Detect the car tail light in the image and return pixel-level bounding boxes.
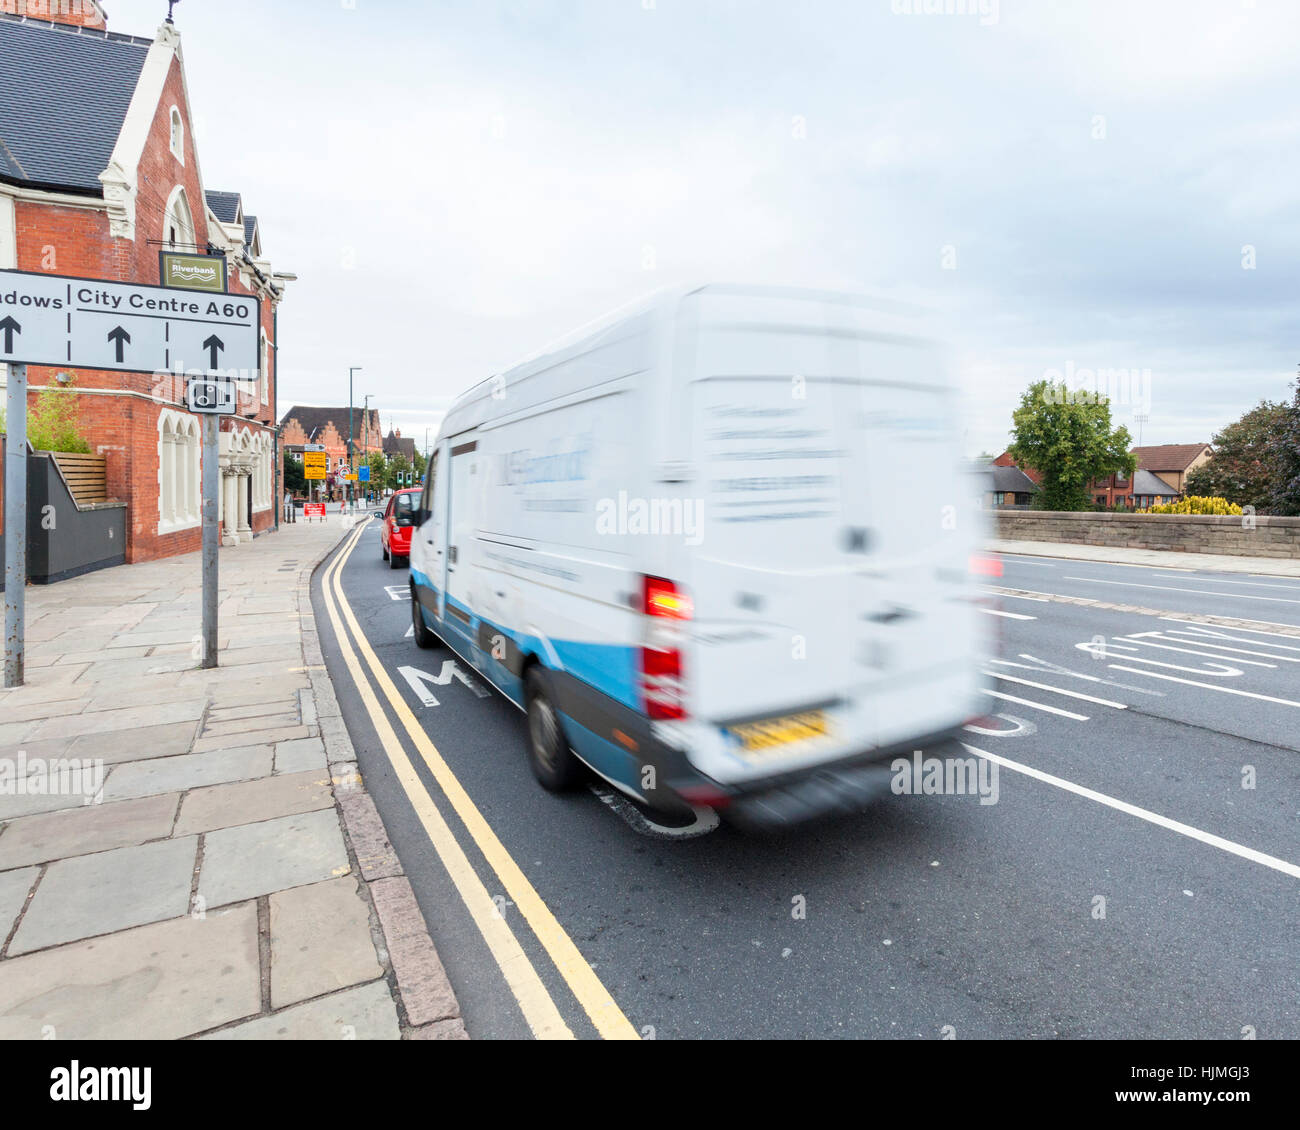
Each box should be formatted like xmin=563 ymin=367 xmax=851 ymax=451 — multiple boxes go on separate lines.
xmin=969 ymin=554 xmax=1003 ymax=578
xmin=640 ymin=576 xmax=690 ymax=719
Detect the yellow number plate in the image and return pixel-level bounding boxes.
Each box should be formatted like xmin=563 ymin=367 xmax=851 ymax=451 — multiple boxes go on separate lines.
xmin=726 ymin=709 xmax=829 ymax=756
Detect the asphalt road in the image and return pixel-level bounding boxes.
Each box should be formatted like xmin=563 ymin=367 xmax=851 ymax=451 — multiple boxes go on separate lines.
xmin=313 ymin=524 xmax=1300 ymax=1040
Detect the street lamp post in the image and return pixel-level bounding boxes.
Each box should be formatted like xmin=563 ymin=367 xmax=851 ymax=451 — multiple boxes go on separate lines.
xmin=362 ymin=393 xmax=372 ymax=505
xmin=348 ymin=366 xmax=362 ymax=510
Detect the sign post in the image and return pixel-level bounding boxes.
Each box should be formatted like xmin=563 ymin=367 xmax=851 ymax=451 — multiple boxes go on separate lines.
xmin=0 ymin=268 xmax=260 ymax=680
xmin=4 ymin=363 xmax=26 ymax=687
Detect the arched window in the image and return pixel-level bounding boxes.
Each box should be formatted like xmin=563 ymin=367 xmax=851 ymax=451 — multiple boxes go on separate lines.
xmin=158 ymin=409 xmax=201 ymax=534
xmin=169 ymin=106 xmax=185 ymax=163
xmin=163 ymin=185 xmax=195 ymax=251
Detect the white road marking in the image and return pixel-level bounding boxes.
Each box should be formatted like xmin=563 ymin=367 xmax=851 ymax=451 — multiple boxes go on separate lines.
xmin=1106 ymin=665 xmax=1300 ymax=708
xmin=405 ymin=624 xmax=414 ymax=638
xmin=1064 ymin=576 xmax=1300 ymax=605
xmin=980 ymin=608 xmax=1037 ymax=621
xmin=1120 ymin=632 xmax=1278 ymax=667
xmin=1159 ymin=620 xmax=1300 ymax=648
xmin=1151 ymin=574 xmax=1300 ymax=592
xmin=1001 ymin=655 xmax=1165 ymax=696
xmin=963 ymin=743 xmax=1300 ymax=882
xmin=962 ymin=712 xmax=1038 ymax=738
xmin=384 ymin=584 xmax=407 ymax=602
xmin=1000 ymin=557 xmax=1058 ymax=567
xmin=398 ymin=660 xmax=492 ymax=707
xmin=1075 ymin=641 xmax=1245 ymax=677
xmin=984 ymin=689 xmax=1089 ymax=720
xmin=985 ymin=671 xmax=1127 ymax=709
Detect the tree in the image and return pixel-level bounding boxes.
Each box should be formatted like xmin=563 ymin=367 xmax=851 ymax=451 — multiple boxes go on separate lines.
xmin=283 ymin=451 xmax=306 ymax=495
xmin=1268 ymin=373 xmax=1300 ymax=516
xmin=413 ymin=448 xmax=427 ymax=480
xmin=386 ymin=453 xmax=412 ymax=490
xmin=26 ymin=372 xmax=91 ymax=453
xmin=1184 ymin=401 xmax=1287 ymax=512
xmin=365 ymin=451 xmax=387 ymax=493
xmin=1007 ymin=380 xmax=1136 ymax=511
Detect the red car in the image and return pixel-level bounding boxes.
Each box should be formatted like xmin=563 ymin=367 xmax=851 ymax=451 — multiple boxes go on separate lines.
xmin=381 ymin=488 xmax=421 ymax=569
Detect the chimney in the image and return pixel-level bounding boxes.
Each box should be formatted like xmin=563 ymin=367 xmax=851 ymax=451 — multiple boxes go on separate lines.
xmin=0 ymin=1 xmax=109 ymax=29
xmin=395 ymin=428 xmax=401 ymax=438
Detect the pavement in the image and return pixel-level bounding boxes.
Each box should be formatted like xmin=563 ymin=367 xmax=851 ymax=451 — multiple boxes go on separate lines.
xmin=0 ymin=506 xmax=467 ymax=1040
xmin=316 ymin=521 xmax=1300 ymax=1039
xmin=991 ymin=537 xmax=1300 ymax=578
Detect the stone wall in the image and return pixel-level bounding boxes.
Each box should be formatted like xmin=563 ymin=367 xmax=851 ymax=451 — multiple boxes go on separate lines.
xmin=993 ymin=510 xmax=1300 ymax=559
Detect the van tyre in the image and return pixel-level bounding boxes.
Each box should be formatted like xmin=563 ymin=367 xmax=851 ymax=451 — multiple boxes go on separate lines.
xmin=525 ymin=667 xmax=582 ymax=791
xmin=411 ymin=590 xmax=439 ymax=649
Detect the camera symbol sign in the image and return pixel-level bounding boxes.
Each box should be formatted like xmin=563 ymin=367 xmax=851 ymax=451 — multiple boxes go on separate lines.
xmin=186 ymin=378 xmax=236 ymax=414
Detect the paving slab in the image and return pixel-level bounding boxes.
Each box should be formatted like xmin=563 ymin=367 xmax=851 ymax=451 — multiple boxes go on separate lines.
xmin=28 ymin=701 xmax=205 ymax=742
xmin=10 ymin=836 xmax=197 ymax=954
xmin=269 ymin=877 xmax=383 ymax=1009
xmin=202 ymin=978 xmax=398 ymax=1040
xmin=69 ymin=721 xmax=201 ymax=766
xmin=198 ymin=808 xmax=350 ymax=907
xmin=274 ymin=737 xmax=327 ymax=774
xmin=102 ymin=746 xmax=272 ymax=803
xmin=191 ymin=725 xmax=313 ymax=754
xmin=0 ymin=866 xmax=39 ymax=941
xmin=0 ymin=901 xmax=259 ymax=1039
xmin=175 ymin=771 xmax=333 ymax=836
xmin=0 ymin=793 xmax=179 ymax=870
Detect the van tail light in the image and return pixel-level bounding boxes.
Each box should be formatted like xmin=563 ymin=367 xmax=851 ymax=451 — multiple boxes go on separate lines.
xmin=640 ymin=576 xmax=690 ymax=720
xmin=969 ymin=554 xmax=1003 ymax=578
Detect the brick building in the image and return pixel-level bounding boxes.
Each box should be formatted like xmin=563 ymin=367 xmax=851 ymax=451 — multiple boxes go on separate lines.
xmin=280 ymin=405 xmax=382 ymax=499
xmin=0 ymin=3 xmax=291 ymax=559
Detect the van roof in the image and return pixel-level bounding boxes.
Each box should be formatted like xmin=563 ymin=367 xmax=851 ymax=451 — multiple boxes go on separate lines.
xmin=440 ymin=283 xmax=930 ymax=432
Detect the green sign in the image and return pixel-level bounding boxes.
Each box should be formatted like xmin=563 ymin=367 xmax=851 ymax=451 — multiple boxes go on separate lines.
xmin=159 ymin=251 xmax=227 ymax=293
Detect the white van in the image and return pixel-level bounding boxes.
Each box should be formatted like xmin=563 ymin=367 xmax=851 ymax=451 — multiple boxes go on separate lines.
xmin=409 ymin=284 xmax=991 ymax=829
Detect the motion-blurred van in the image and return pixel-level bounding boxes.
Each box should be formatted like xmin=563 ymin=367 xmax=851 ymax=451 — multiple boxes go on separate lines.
xmin=408 ymin=284 xmax=990 ymax=828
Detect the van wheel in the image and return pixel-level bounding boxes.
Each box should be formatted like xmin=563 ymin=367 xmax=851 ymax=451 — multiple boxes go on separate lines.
xmin=411 ymin=591 xmax=439 ymax=649
xmin=525 ymin=668 xmax=581 ymax=791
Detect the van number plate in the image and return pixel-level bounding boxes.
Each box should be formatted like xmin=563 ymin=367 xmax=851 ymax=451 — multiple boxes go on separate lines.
xmin=726 ymin=709 xmax=829 ymax=757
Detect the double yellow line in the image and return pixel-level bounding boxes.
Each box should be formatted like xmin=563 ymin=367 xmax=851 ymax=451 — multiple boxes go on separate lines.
xmin=319 ymin=521 xmax=639 ymax=1040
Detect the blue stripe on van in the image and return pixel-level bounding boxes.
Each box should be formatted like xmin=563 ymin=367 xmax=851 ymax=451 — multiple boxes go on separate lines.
xmin=410 ymin=568 xmax=639 ymax=709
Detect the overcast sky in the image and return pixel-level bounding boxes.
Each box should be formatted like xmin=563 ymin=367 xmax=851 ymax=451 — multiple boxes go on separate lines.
xmin=107 ymin=0 xmax=1300 ymax=455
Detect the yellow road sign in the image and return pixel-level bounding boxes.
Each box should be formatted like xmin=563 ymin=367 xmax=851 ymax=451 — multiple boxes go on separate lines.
xmin=303 ymin=451 xmax=327 ymax=480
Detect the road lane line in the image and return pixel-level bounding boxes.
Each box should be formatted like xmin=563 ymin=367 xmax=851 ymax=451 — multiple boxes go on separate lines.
xmin=1158 ymin=619 xmax=1300 ymax=646
xmin=1064 ymin=576 xmax=1300 ymax=605
xmin=1106 ymin=665 xmax=1300 ymax=708
xmin=980 ymin=588 xmax=1050 ymax=602
xmin=1151 ymin=574 xmax=1300 ymax=591
xmin=329 ymin=524 xmax=640 ymax=1040
xmin=984 ymin=689 xmax=1089 ymax=720
xmin=1120 ymin=634 xmax=1279 ymax=667
xmin=962 ymin=743 xmax=1300 ymax=882
xmin=984 ymin=671 xmax=1127 ymax=709
xmin=980 ymin=608 xmax=1037 ymax=620
xmin=319 ymin=525 xmax=574 ymax=1039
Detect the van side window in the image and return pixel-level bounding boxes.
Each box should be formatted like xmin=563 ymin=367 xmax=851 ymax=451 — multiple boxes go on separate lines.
xmin=421 ymin=450 xmax=438 ymax=514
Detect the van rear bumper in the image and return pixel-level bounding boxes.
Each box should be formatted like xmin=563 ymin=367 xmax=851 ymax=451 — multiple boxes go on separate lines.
xmin=667 ymin=727 xmax=971 ymax=832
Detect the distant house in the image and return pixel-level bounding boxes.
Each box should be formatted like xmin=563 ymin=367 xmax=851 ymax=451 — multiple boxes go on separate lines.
xmin=280 ymin=405 xmax=382 ymax=497
xmin=981 ymin=461 xmax=1039 ymax=508
xmin=382 ymin=427 xmax=416 ymax=464
xmin=1129 ymin=470 xmax=1181 ymax=510
xmin=1089 ymin=443 xmax=1211 ymax=507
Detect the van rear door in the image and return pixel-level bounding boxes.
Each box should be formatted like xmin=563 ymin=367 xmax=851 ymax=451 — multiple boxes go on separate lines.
xmin=679 ymin=291 xmax=981 ymax=768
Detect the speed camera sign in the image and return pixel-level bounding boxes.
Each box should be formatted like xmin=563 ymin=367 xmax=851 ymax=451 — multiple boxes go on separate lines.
xmin=186 ymin=378 xmax=236 ymax=414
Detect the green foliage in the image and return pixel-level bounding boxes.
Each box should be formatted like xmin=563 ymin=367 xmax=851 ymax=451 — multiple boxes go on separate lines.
xmin=27 ymin=373 xmax=91 ymax=453
xmin=283 ymin=450 xmax=306 ymax=494
xmin=1267 ymin=374 xmax=1300 ymax=516
xmin=1184 ymin=400 xmax=1286 ymax=511
xmin=385 ymin=453 xmax=412 ymax=490
xmin=1007 ymin=380 xmax=1136 ymax=511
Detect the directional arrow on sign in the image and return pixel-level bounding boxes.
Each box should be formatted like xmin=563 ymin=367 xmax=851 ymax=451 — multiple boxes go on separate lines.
xmin=0 ymin=315 xmax=20 ymax=353
xmin=203 ymin=334 xmax=224 ymax=369
xmin=397 ymin=662 xmax=491 ymax=707
xmin=107 ymin=325 xmax=131 ymax=363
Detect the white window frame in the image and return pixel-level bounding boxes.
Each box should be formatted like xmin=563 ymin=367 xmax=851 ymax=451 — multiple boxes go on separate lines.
xmin=169 ymin=106 xmax=185 ymax=163
xmin=158 ymin=408 xmax=200 ymax=535
xmin=163 ymin=184 xmax=195 ymax=251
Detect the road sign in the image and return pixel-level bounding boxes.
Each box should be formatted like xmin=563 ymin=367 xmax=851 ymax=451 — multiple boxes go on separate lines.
xmin=344 ymin=472 xmax=358 ymax=482
xmin=359 ymin=465 xmax=371 ymax=483
xmin=186 ymin=378 xmax=236 ymax=414
xmin=303 ymin=452 xmax=327 ymax=480
xmin=303 ymin=502 xmax=326 ymax=520
xmin=0 ymin=269 xmax=260 ymax=378
xmin=302 ymin=444 xmax=326 ymax=452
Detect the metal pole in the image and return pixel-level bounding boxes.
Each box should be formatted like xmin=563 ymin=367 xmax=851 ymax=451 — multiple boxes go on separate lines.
xmin=4 ymin=363 xmax=27 ymax=687
xmin=201 ymin=413 xmax=219 ymax=669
